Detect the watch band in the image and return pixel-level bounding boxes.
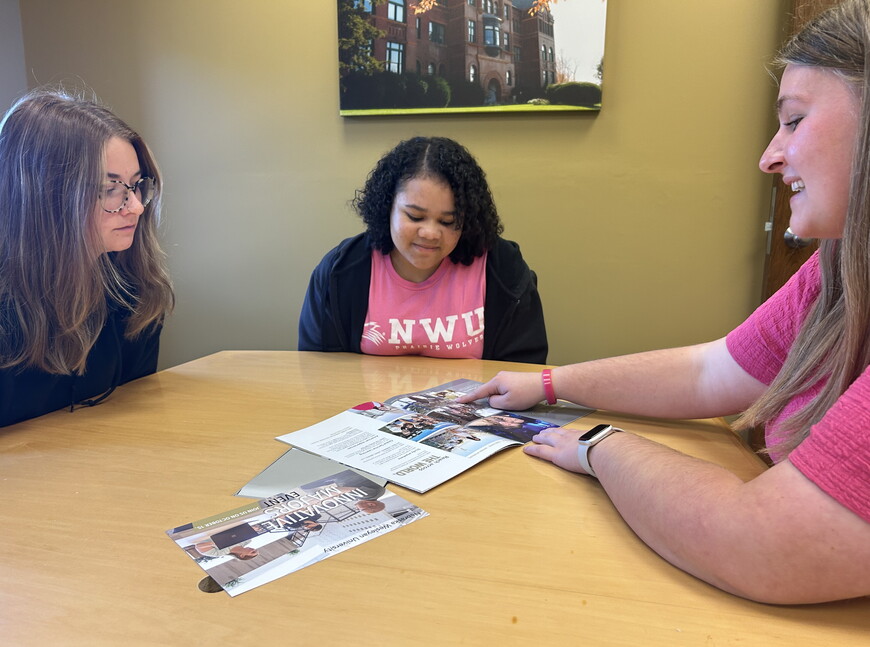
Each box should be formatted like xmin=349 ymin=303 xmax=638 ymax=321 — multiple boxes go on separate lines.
xmin=577 ymin=424 xmax=622 ymax=478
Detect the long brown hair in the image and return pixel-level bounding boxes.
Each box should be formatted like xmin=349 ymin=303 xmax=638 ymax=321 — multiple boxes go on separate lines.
xmin=737 ymin=0 xmax=870 ymax=453
xmin=0 ymin=89 xmax=174 ymax=374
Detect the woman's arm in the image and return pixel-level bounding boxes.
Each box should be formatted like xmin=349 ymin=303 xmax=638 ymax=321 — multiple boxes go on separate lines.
xmin=297 ymin=261 xmax=331 ymax=352
xmin=483 ymin=239 xmax=548 ymax=364
xmin=460 ymin=337 xmax=767 ymax=419
xmin=525 ymin=428 xmax=870 ymax=604
xmin=486 ymin=270 xmax=548 ymax=363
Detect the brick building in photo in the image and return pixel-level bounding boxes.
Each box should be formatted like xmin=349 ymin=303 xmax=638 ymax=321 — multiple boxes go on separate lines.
xmin=362 ymin=0 xmax=556 ymax=105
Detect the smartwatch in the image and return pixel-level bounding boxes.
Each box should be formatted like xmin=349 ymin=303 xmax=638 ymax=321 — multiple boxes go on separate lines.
xmin=577 ymin=424 xmax=622 ymax=478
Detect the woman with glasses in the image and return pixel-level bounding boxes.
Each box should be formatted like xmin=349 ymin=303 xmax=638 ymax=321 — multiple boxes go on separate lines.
xmin=0 ymin=89 xmax=174 ymax=426
xmin=298 ymin=136 xmax=547 ymax=363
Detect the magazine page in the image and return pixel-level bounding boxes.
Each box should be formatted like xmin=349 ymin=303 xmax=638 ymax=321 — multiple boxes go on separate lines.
xmin=383 ymin=378 xmax=592 ymax=431
xmin=277 ymin=379 xmax=590 ymax=493
xmin=167 ymin=466 xmax=427 ymax=596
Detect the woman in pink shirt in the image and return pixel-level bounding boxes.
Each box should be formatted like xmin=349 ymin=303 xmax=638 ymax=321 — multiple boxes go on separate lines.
xmin=299 ymin=137 xmax=547 ymax=363
xmin=460 ymin=0 xmax=870 ymax=604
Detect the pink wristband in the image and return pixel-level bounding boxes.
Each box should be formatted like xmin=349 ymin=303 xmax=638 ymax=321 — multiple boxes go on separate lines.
xmin=541 ymin=368 xmax=557 ymax=405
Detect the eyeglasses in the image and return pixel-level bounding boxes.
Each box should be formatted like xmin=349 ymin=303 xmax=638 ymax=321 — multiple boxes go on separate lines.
xmin=99 ymin=177 xmax=155 ymax=213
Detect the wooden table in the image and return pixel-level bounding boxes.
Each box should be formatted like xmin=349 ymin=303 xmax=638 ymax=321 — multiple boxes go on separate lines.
xmin=1 ymin=351 xmax=867 ymax=646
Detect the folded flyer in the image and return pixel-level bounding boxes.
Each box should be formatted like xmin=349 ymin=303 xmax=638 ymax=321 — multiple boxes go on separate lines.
xmin=167 ymin=452 xmax=427 ymax=596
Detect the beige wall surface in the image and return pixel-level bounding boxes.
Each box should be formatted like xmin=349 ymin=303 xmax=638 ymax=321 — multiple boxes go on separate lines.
xmin=18 ymin=0 xmax=787 ymax=369
xmin=0 ymin=0 xmax=26 ymax=108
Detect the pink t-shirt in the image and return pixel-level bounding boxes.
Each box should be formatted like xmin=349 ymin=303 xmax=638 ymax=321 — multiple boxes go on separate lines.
xmin=360 ymin=251 xmax=487 ymax=359
xmin=726 ymin=251 xmax=870 ymax=523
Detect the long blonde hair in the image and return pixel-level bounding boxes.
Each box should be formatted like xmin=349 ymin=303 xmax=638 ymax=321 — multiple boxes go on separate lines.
xmin=0 ymin=89 xmax=174 ymax=374
xmin=737 ymin=0 xmax=870 ymax=454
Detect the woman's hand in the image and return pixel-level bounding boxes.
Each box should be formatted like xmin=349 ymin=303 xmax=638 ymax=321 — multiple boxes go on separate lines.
xmin=522 ymin=427 xmax=589 ymax=474
xmin=456 ymin=370 xmax=544 ymax=410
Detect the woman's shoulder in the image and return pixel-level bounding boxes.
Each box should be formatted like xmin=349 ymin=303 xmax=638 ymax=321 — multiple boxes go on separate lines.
xmin=486 ymin=236 xmax=534 ymax=281
xmin=769 ymin=249 xmax=822 ymax=312
xmin=794 ymin=248 xmax=821 ymax=281
xmin=315 ymin=233 xmax=372 ymax=268
xmin=490 ymin=235 xmax=521 ymax=253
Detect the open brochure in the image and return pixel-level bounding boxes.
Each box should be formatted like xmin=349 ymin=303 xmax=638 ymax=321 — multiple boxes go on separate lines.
xmin=167 ymin=451 xmax=427 ymax=596
xmin=277 ymin=378 xmax=592 ymax=493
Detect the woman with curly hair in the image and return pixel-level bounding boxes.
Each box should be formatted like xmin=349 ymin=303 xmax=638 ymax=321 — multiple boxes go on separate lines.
xmin=298 ymin=137 xmax=546 ymax=363
xmin=0 ymin=89 xmax=174 ymax=426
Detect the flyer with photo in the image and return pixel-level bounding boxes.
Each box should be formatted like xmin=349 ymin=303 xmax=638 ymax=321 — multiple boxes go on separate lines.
xmin=167 ymin=453 xmax=427 ymax=596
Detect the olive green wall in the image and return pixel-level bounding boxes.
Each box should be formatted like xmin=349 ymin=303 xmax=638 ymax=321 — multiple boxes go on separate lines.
xmin=0 ymin=0 xmax=26 ymax=109
xmin=18 ymin=0 xmax=788 ymax=369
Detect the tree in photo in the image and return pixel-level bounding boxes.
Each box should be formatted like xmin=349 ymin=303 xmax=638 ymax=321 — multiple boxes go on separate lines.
xmin=555 ymin=53 xmax=577 ymax=84
xmin=339 ymin=0 xmax=386 ymax=78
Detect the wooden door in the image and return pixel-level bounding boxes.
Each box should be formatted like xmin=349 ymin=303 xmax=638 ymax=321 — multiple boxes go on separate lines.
xmin=760 ymin=0 xmax=839 ymax=301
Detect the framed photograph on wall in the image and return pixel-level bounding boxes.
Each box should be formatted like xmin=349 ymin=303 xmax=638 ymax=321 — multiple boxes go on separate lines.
xmin=338 ymin=0 xmax=608 ymax=116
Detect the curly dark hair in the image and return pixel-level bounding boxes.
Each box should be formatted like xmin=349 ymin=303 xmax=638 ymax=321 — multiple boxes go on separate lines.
xmin=352 ymin=137 xmax=503 ymax=265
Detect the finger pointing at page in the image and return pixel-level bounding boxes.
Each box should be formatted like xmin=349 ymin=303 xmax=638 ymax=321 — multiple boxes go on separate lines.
xmin=456 ymin=371 xmax=544 ymax=410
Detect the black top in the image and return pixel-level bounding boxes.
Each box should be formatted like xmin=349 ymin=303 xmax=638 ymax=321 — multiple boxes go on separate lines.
xmin=298 ymin=233 xmax=548 ymax=364
xmin=0 ymin=303 xmax=161 ymax=427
